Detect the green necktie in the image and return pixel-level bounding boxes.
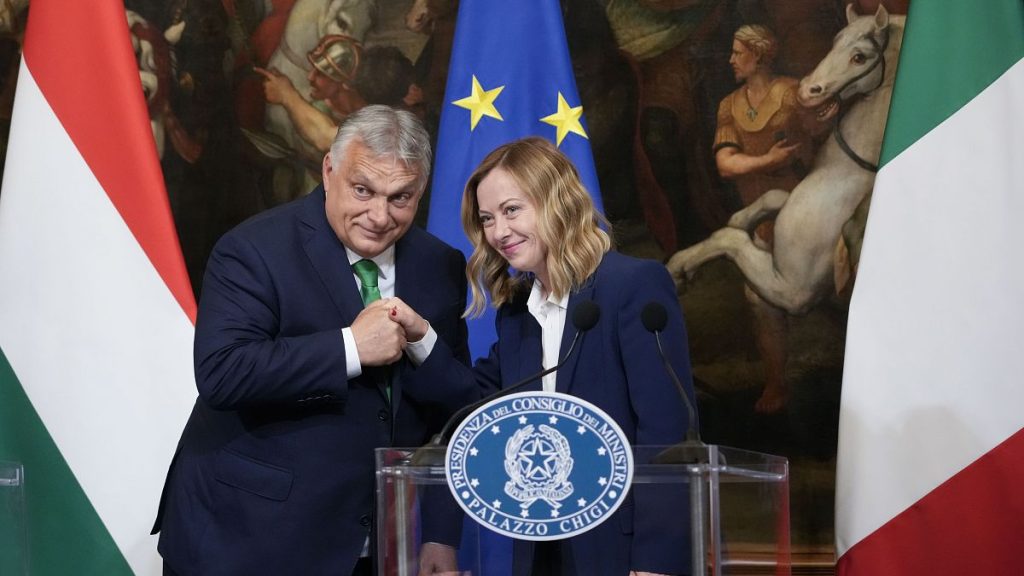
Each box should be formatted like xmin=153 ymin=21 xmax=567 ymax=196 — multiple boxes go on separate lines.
xmin=353 ymin=258 xmax=391 ymax=400
xmin=352 ymin=259 xmax=382 ymax=306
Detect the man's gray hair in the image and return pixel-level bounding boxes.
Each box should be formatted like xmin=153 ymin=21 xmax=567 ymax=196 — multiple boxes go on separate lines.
xmin=329 ymin=105 xmax=433 ymax=190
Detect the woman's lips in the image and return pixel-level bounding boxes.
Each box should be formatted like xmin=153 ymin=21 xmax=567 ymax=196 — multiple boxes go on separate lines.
xmin=501 ymin=240 xmax=524 ymax=256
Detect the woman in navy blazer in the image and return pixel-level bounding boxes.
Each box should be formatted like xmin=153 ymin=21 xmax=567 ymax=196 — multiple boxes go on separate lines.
xmin=397 ymin=137 xmax=696 ymax=576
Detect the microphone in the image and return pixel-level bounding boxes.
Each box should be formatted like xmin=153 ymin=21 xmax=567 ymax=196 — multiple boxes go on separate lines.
xmin=641 ymin=301 xmax=706 ymax=464
xmin=410 ymin=300 xmax=600 ymax=465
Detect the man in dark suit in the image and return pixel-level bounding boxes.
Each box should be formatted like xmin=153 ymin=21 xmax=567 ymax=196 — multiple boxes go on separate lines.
xmin=153 ymin=105 xmax=475 ymax=575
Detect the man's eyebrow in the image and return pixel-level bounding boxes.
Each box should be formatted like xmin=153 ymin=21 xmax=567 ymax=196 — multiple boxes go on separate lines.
xmin=347 ymin=169 xmax=369 ymax=185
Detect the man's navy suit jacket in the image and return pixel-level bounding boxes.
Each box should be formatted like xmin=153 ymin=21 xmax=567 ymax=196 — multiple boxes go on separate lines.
xmin=411 ymin=251 xmax=696 ymax=575
xmin=154 ymin=187 xmax=475 ymax=575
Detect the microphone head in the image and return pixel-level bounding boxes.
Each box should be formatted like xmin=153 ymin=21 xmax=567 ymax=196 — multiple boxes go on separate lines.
xmin=641 ymin=302 xmax=668 ymax=333
xmin=572 ymin=300 xmax=600 ymax=331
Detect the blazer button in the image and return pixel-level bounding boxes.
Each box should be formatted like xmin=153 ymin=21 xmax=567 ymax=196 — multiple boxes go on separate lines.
xmin=377 ymin=409 xmax=390 ymax=422
xmin=360 ymin=514 xmax=371 ymax=527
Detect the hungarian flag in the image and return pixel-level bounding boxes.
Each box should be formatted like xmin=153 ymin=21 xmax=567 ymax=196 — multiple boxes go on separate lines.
xmin=0 ymin=1 xmax=196 ymax=574
xmin=836 ymin=2 xmax=1024 ymax=574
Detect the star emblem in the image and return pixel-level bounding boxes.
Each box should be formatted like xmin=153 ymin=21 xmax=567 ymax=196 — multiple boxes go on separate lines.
xmin=598 ymin=477 xmax=607 ymax=486
xmin=493 ymin=500 xmax=502 ymax=509
xmin=597 ymin=447 xmax=606 ymax=456
xmin=516 ymin=437 xmax=559 ymax=483
xmin=540 ymin=92 xmax=587 ymax=146
xmin=470 ymin=447 xmax=479 ymax=456
xmin=519 ymin=415 xmax=528 ymax=424
xmin=577 ymin=498 xmax=587 ymax=507
xmin=491 ymin=425 xmax=501 ymax=435
xmin=548 ymin=415 xmax=559 ymax=424
xmin=577 ymin=425 xmax=586 ymax=435
xmin=471 ymin=478 xmax=480 ymax=488
xmin=452 ymin=75 xmax=504 ymax=130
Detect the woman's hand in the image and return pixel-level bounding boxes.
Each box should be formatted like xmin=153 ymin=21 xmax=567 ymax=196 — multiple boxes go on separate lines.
xmin=387 ymin=297 xmax=430 ymax=343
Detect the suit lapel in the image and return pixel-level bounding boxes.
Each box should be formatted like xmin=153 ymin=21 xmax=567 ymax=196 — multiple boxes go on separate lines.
xmin=393 ymin=230 xmax=424 ymax=326
xmin=555 ymin=280 xmax=597 ymax=394
xmin=515 ymin=306 xmax=544 ymax=392
xmin=299 ymin=187 xmax=364 ymax=326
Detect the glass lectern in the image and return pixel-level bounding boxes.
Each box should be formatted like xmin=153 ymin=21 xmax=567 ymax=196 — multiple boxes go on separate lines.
xmin=376 ymin=445 xmax=789 ymax=576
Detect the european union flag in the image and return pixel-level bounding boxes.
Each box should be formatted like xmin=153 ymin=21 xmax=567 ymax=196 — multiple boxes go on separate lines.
xmin=426 ymin=0 xmax=604 ymax=363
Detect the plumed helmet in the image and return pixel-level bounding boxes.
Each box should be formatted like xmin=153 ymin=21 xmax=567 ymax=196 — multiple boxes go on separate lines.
xmin=307 ymin=34 xmax=362 ymax=83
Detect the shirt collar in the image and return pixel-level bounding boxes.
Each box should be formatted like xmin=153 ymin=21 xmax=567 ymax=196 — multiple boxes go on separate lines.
xmin=345 ymin=245 xmax=395 ymax=282
xmin=527 ymin=278 xmax=569 ymax=315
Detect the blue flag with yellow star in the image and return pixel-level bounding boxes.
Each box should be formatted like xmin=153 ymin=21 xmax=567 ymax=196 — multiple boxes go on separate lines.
xmin=426 ymin=0 xmax=603 ymax=364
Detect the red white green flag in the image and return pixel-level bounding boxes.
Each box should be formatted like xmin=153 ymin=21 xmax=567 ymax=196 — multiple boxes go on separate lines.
xmin=837 ymin=2 xmax=1024 ymax=574
xmin=0 ymin=1 xmax=196 ymax=573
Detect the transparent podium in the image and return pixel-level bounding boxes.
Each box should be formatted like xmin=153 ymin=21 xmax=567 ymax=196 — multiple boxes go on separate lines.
xmin=376 ymin=445 xmax=789 ymax=576
xmin=1 ymin=461 xmax=28 ymax=576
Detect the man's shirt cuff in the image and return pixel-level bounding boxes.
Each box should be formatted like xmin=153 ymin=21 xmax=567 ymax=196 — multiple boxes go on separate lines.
xmin=341 ymin=327 xmax=361 ymax=379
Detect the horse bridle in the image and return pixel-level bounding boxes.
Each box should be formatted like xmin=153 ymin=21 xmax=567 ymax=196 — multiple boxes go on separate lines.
xmin=832 ymin=25 xmax=891 ymax=173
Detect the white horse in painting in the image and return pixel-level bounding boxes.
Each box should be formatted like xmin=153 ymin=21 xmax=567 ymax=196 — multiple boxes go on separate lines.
xmin=264 ymin=0 xmax=376 ymax=155
xmin=667 ymin=5 xmax=903 ymax=315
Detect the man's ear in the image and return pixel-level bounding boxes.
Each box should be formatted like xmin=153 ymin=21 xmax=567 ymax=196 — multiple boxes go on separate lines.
xmin=322 ymin=154 xmax=333 ymax=187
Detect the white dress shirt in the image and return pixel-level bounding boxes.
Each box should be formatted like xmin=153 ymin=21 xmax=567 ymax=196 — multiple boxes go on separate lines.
xmin=526 ymin=280 xmax=568 ymax=392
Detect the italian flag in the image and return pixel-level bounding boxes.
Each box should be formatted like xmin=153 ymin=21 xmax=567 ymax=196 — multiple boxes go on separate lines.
xmin=836 ymin=2 xmax=1024 ymax=574
xmin=0 ymin=1 xmax=196 ymax=574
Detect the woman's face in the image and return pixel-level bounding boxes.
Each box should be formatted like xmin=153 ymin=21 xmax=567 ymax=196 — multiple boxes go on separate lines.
xmin=729 ymin=39 xmax=759 ymax=82
xmin=475 ymin=167 xmax=549 ymax=284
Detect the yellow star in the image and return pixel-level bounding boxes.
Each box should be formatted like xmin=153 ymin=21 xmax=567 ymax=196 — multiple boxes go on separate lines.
xmin=452 ymin=75 xmax=504 ymax=130
xmin=540 ymin=92 xmax=588 ymax=146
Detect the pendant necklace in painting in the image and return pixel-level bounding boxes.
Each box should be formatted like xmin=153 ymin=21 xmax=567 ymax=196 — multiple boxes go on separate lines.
xmin=744 ymin=87 xmax=758 ymax=121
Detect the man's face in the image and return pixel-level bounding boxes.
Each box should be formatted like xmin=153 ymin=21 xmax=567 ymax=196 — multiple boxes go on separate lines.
xmin=308 ymin=69 xmax=341 ymax=101
xmin=322 ymin=140 xmax=423 ymax=258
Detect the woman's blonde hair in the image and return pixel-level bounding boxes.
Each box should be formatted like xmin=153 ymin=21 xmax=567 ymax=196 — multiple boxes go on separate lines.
xmin=735 ymin=24 xmax=778 ymax=69
xmin=461 ymin=137 xmax=611 ymax=318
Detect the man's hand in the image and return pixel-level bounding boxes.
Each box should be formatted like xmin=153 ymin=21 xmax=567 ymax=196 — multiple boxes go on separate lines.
xmin=386 ymin=297 xmax=429 ymax=342
xmin=418 ymin=542 xmax=464 ymax=575
xmin=351 ymin=299 xmax=406 ymax=366
xmin=253 ymin=66 xmax=300 ymax=106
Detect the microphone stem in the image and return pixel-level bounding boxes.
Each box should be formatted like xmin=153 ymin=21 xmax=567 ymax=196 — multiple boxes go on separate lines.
xmin=436 ymin=329 xmax=583 ymax=444
xmin=655 ymin=331 xmax=699 ymax=444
